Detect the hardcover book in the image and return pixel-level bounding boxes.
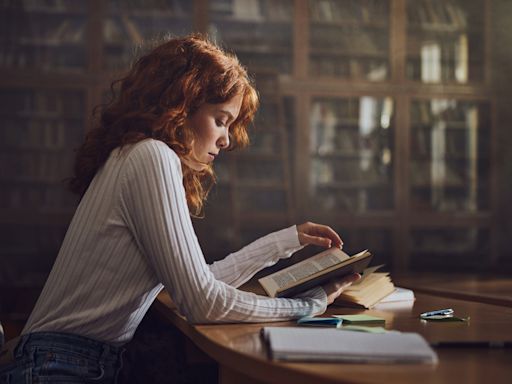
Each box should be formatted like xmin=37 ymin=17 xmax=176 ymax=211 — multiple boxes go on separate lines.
xmin=258 ymin=248 xmax=372 ymax=298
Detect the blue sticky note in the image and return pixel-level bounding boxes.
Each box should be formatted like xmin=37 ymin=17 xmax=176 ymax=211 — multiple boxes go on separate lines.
xmin=297 ymin=317 xmax=343 ymax=328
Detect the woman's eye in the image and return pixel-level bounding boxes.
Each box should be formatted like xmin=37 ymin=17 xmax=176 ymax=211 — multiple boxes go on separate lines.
xmin=216 ymin=120 xmax=226 ymax=127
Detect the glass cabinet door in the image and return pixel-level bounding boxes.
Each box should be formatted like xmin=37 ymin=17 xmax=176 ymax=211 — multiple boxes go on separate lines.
xmin=308 ymin=0 xmax=390 ymax=80
xmin=309 ymin=96 xmax=394 ymax=213
xmin=0 ymin=88 xmax=84 ymax=285
xmin=0 ymin=1 xmax=87 ymax=72
xmin=406 ymin=0 xmax=485 ymax=84
xmin=209 ymin=0 xmax=294 ymax=74
xmin=104 ymin=0 xmax=193 ymax=70
xmin=410 ymin=99 xmax=490 ymax=212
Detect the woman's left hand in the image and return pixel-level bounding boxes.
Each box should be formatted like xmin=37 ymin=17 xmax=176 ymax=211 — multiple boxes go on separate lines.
xmin=296 ymin=222 xmax=343 ymax=249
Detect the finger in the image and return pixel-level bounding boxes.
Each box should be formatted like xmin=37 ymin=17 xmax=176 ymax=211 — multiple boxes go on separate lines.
xmin=301 ymin=234 xmax=332 ymax=248
xmin=312 ymin=225 xmax=343 ymax=249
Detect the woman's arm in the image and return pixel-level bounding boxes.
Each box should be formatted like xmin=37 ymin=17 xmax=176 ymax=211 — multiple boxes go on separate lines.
xmin=209 ymin=222 xmax=345 ymax=288
xmin=208 ymin=226 xmax=303 ymax=287
xmin=119 ymin=140 xmax=328 ymax=324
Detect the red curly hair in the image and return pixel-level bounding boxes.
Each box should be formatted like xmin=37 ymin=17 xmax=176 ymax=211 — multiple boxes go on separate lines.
xmin=69 ymin=34 xmax=259 ymax=216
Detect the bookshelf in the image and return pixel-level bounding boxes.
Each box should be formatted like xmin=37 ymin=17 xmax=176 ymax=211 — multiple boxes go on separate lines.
xmin=0 ymin=0 xmax=498 ymax=297
xmin=288 ymin=0 xmax=494 ymax=272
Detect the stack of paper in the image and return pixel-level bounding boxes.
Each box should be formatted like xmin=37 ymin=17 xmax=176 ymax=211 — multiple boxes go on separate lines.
xmin=262 ymin=327 xmax=438 ymax=364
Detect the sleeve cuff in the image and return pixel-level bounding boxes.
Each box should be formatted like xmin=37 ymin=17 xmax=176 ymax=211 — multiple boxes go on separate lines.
xmin=273 ymin=225 xmax=304 ymax=259
xmin=294 ymin=286 xmax=328 ymax=316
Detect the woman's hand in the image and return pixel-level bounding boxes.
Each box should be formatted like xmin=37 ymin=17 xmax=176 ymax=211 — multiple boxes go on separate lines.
xmin=323 ymin=273 xmax=361 ymax=305
xmin=297 ymin=222 xmax=343 ymax=249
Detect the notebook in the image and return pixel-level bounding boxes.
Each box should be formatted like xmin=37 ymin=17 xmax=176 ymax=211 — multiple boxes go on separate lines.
xmin=262 ymin=327 xmax=438 ymax=364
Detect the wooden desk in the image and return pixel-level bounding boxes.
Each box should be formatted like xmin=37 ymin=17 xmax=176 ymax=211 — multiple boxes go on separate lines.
xmin=155 ymin=288 xmax=512 ymax=384
xmin=395 ymin=274 xmax=512 ymax=307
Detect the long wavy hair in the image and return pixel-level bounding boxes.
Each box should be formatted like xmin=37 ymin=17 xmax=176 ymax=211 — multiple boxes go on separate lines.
xmin=69 ymin=34 xmax=259 ymax=216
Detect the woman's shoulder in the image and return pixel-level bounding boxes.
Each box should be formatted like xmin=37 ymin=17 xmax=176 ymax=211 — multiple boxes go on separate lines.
xmin=124 ymin=138 xmax=181 ymax=166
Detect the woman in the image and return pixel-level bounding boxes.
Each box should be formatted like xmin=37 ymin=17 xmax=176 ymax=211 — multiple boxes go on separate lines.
xmin=0 ymin=34 xmax=359 ymax=383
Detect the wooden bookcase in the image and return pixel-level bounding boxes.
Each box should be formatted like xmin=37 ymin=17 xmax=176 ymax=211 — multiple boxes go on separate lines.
xmin=0 ymin=0 xmax=496 ymax=294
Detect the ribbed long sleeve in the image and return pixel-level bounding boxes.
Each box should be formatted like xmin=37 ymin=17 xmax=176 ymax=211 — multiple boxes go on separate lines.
xmin=22 ymin=139 xmax=327 ymax=345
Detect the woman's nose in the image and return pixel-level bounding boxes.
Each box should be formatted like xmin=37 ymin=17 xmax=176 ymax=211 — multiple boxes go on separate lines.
xmin=218 ymin=129 xmax=230 ymax=149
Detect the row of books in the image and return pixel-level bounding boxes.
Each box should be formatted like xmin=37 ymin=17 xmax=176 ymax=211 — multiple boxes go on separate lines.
xmin=310 ymin=27 xmax=387 ymax=56
xmin=410 ymin=161 xmax=470 ymax=186
xmin=311 ymin=188 xmax=393 ymax=212
xmin=15 ymin=0 xmax=85 ymax=12
xmin=411 ymin=228 xmax=482 ymax=254
xmin=0 ymin=225 xmax=68 ymax=286
xmin=311 ymin=129 xmax=392 ymax=156
xmin=0 ymin=47 xmax=85 ymax=71
xmin=1 ymin=121 xmax=82 ymax=149
xmin=237 ymin=190 xmax=288 ymax=212
xmin=310 ymin=57 xmax=388 ymax=81
xmin=309 ymin=0 xmax=390 ymax=24
xmin=407 ymin=0 xmax=470 ymax=29
xmin=210 ymin=0 xmax=293 ymax=22
xmin=310 ymin=158 xmax=391 ymax=185
xmin=406 ymin=37 xmax=474 ymax=84
xmin=0 ymin=152 xmax=73 ymax=181
xmin=0 ymin=90 xmax=84 ymax=116
xmin=411 ymin=188 xmax=484 ymax=212
xmin=0 ymin=184 xmax=77 ymax=210
xmin=108 ymin=0 xmax=191 ymax=16
xmin=230 ymin=51 xmax=292 ymax=74
xmin=411 ymin=100 xmax=487 ymax=124
xmin=236 ymin=161 xmax=285 ymax=182
xmin=244 ymin=132 xmax=279 ymax=154
xmin=411 ymin=126 xmax=488 ymax=158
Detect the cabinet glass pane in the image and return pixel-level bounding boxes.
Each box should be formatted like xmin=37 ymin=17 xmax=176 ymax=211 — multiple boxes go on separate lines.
xmin=309 ymin=97 xmax=394 ymax=213
xmin=339 ymin=227 xmax=393 ymax=268
xmin=104 ymin=0 xmax=193 ymax=70
xmin=406 ymin=0 xmax=485 ymax=84
xmin=209 ymin=0 xmax=293 ymax=74
xmin=410 ymin=228 xmax=490 ymax=270
xmin=0 ymin=1 xmax=87 ymax=72
xmin=410 ymin=99 xmax=490 ymax=212
xmin=308 ymin=0 xmax=390 ymax=80
xmin=0 ymin=88 xmax=84 ymax=285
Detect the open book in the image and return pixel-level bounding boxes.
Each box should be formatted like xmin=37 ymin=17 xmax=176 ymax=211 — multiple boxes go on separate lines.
xmin=258 ymin=249 xmax=372 ymax=298
xmin=333 ymin=265 xmax=396 ymax=309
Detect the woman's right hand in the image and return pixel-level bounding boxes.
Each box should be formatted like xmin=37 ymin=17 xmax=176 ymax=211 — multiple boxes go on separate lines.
xmin=322 ymin=273 xmax=361 ymax=305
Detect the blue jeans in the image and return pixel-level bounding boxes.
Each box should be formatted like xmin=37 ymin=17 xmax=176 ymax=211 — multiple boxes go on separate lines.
xmin=0 ymin=332 xmax=124 ymax=383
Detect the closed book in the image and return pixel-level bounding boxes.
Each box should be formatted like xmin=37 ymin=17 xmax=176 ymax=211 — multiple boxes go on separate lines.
xmin=262 ymin=327 xmax=438 ymax=364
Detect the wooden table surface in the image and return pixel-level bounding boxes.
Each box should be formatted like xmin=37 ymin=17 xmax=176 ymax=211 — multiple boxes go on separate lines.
xmin=155 ymin=282 xmax=512 ymax=384
xmin=395 ymin=274 xmax=512 ymax=307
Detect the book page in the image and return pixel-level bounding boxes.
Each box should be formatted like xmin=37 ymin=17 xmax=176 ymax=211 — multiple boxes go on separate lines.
xmin=259 ymin=248 xmax=349 ymax=296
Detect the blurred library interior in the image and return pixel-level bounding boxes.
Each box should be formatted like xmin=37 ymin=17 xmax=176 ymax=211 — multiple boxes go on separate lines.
xmin=1 ymin=0 xmax=512 ymax=322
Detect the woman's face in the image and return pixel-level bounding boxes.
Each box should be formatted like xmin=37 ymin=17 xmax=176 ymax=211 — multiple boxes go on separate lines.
xmin=183 ymin=94 xmax=243 ymax=171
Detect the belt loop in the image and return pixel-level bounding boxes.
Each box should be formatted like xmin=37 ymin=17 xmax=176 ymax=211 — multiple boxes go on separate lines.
xmin=14 ymin=334 xmax=29 ymax=358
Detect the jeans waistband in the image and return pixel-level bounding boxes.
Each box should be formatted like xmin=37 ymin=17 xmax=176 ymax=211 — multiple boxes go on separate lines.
xmin=15 ymin=332 xmax=122 ymax=362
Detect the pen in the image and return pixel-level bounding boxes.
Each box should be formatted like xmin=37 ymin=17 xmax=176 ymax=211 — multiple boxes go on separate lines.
xmin=432 ymin=341 xmax=512 ymax=348
xmin=420 ymin=308 xmax=454 ymax=318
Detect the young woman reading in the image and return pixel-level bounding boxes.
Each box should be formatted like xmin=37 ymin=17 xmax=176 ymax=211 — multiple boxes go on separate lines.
xmin=0 ymin=34 xmax=359 ymax=383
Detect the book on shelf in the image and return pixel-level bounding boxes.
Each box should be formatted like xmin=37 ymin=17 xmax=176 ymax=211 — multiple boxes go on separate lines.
xmin=333 ymin=264 xmax=396 ymax=309
xmin=258 ymin=248 xmax=372 ymax=298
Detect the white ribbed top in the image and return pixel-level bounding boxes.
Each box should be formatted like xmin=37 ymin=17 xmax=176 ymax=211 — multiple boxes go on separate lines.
xmin=23 ymin=139 xmax=327 ymax=345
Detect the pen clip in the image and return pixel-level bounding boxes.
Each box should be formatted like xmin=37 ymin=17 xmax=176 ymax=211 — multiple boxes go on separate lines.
xmin=420 ymin=308 xmax=454 ymax=318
